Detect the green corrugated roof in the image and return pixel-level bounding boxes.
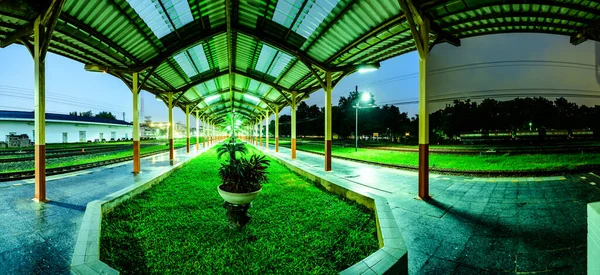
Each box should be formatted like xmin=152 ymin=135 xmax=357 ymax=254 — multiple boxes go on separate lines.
xmin=0 ymin=0 xmax=599 ymax=125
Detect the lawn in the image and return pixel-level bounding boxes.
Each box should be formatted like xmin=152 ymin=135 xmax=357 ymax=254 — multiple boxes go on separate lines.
xmin=278 ymin=140 xmax=600 ymax=172
xmin=100 ymin=146 xmax=377 ymax=274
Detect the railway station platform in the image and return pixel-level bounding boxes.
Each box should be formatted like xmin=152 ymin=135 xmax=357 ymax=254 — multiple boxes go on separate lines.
xmin=0 ymin=146 xmax=211 ymax=274
xmin=1 ymin=141 xmax=599 ymax=273
xmin=257 ymin=143 xmax=600 ymax=274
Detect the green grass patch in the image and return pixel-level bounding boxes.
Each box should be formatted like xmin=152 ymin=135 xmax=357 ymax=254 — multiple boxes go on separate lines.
xmin=280 ymin=141 xmax=600 ymax=172
xmin=100 ymin=146 xmax=377 ymax=274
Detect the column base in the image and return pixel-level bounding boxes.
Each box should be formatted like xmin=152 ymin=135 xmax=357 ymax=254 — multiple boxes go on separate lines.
xmin=32 ymin=197 xmax=49 ymax=203
xmin=133 ymin=140 xmax=140 ymax=173
xmin=186 ymin=138 xmax=190 ymax=153
xmin=291 ymin=138 xmax=296 ymax=159
xmin=275 ymin=137 xmax=279 ymax=152
xmin=169 ymin=139 xmax=174 ymax=163
xmin=418 ymin=143 xmax=430 ymax=200
xmin=325 ymin=140 xmax=332 ymax=171
xmin=34 ymin=144 xmax=46 ymax=202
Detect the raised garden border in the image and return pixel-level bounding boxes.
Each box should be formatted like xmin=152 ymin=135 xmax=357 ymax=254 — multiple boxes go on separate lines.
xmin=253 ymin=144 xmax=408 ymax=275
xmin=70 ymin=142 xmax=408 ymax=274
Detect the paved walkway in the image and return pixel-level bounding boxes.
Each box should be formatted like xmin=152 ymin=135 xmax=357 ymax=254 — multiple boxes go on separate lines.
xmin=0 ymin=146 xmax=209 ymax=274
xmin=259 ymin=143 xmax=600 ymax=274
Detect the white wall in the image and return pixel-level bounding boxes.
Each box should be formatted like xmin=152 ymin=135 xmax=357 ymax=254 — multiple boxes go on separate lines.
xmin=0 ymin=119 xmax=132 ymax=144
xmin=426 ymin=33 xmax=600 ymax=111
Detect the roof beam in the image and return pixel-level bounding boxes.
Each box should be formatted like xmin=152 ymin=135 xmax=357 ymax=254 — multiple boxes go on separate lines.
xmin=236 ymin=25 xmax=331 ymax=72
xmin=207 ymin=107 xmax=256 ymax=122
xmin=398 ymin=0 xmax=426 ymax=56
xmin=456 ymin=22 xmax=577 ymax=35
xmin=226 ymin=0 xmax=235 ymax=114
xmin=323 ymin=3 xmax=406 ymax=65
xmin=302 ymin=0 xmax=359 ymax=53
xmin=0 ymin=22 xmax=33 ymax=48
xmin=59 ymin=14 xmax=138 ymax=65
xmin=284 ymin=0 xmax=309 ymax=41
xmin=198 ymin=87 xmax=281 ymax=106
xmin=136 ymin=25 xmax=227 ymax=72
xmin=162 ymin=70 xmax=229 ymax=93
xmin=199 ymin=97 xmax=268 ymax=114
xmin=302 ymin=61 xmax=326 ymax=90
xmin=103 ymin=0 xmax=182 ymax=90
xmin=0 ymin=0 xmax=65 ymax=53
xmin=445 ymin=1 xmax=600 ymax=18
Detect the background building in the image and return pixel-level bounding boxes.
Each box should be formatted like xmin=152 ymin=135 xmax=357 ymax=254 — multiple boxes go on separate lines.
xmin=0 ymin=110 xmax=132 ymax=144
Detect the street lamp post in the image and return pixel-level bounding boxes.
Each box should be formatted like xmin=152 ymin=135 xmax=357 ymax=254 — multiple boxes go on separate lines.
xmin=354 ymin=90 xmax=375 ymax=152
xmin=355 ymin=106 xmax=358 ymax=152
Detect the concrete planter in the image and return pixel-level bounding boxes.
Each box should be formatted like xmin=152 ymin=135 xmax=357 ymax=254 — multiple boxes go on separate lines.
xmin=218 ymin=185 xmax=262 ymax=205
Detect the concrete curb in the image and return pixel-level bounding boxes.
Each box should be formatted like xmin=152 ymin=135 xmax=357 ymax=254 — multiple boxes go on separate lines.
xmin=588 ymin=201 xmax=600 ymax=275
xmin=253 ymin=145 xmax=408 ymax=275
xmin=70 ymin=145 xmax=215 ymax=275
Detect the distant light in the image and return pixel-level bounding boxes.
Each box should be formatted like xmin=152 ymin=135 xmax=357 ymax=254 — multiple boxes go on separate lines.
xmin=529 ymin=122 xmax=532 ymax=126
xmin=357 ymin=64 xmax=379 ymax=74
xmin=361 ymin=92 xmax=371 ymax=102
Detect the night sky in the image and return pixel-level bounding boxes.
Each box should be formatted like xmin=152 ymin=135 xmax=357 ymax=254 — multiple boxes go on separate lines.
xmin=0 ymin=33 xmax=597 ymax=126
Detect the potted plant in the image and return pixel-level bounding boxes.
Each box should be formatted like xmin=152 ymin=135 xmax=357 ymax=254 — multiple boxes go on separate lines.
xmin=216 ymin=137 xmax=269 ymax=228
xmin=216 ymin=137 xmax=269 ymax=205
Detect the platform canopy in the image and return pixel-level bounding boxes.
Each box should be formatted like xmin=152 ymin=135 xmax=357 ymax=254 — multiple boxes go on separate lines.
xmin=1 ymin=0 xmax=599 ymax=125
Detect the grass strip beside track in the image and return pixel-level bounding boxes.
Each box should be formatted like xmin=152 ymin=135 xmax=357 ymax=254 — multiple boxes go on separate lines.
xmin=0 ymin=138 xmax=200 ymax=173
xmin=101 ymin=146 xmax=377 ymax=274
xmin=276 ymin=140 xmax=600 ymax=173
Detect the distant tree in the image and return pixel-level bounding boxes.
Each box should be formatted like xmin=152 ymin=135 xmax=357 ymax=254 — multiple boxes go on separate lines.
xmin=68 ymin=111 xmax=78 ymax=116
xmin=79 ymin=110 xmax=93 ymax=117
xmin=95 ymin=111 xmax=116 ymax=120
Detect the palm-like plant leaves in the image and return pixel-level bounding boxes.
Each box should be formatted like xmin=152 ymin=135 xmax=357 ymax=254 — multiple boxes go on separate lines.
xmin=217 ymin=142 xmax=247 ymax=161
xmin=218 ymin=153 xmax=270 ymax=193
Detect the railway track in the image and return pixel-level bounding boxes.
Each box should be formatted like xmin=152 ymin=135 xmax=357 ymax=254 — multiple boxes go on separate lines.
xmin=0 ymin=144 xmax=160 ymax=163
xmin=0 ymin=144 xmax=125 ymax=156
xmin=0 ymin=147 xmax=180 ymax=182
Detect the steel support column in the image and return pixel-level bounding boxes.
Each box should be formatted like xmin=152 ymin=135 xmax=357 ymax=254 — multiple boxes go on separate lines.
xmin=291 ymin=91 xmax=297 ymax=159
xmin=202 ymin=117 xmax=206 ymax=148
xmin=275 ymin=106 xmax=279 ymax=152
xmin=186 ymin=105 xmax=190 ymax=153
xmin=132 ymin=73 xmax=141 ymax=174
xmin=211 ymin=121 xmax=214 ymax=144
xmin=259 ymin=117 xmax=263 ymax=147
xmin=168 ymin=92 xmax=174 ymax=164
xmin=33 ymin=17 xmax=47 ymax=202
xmin=209 ymin=120 xmax=212 ymax=145
xmin=324 ymin=72 xmax=333 ymax=171
xmin=399 ymin=0 xmax=431 ymax=200
xmin=265 ymin=111 xmax=269 ymax=150
xmin=195 ymin=111 xmax=199 ymax=150
xmin=418 ymin=25 xmax=430 ymax=199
